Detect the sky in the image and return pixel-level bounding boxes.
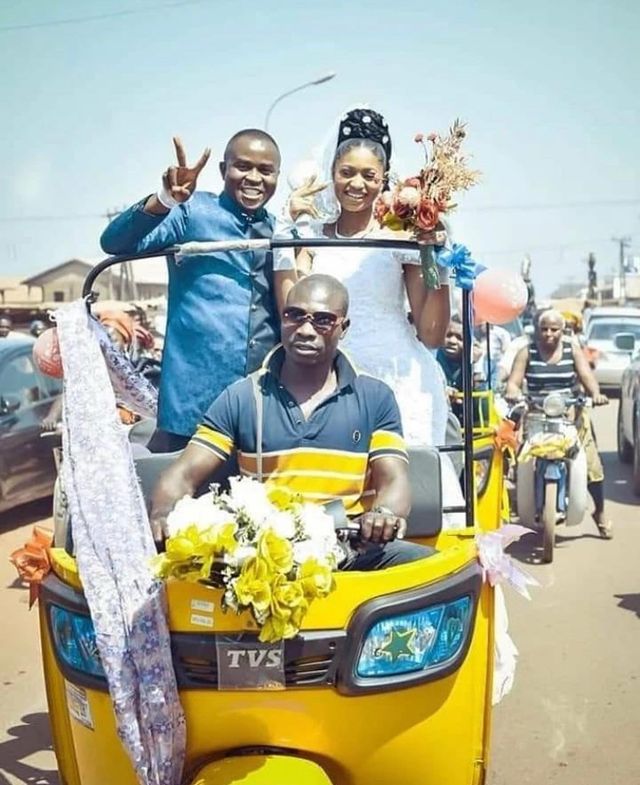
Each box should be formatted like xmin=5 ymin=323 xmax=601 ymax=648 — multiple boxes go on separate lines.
xmin=0 ymin=0 xmax=638 ymax=297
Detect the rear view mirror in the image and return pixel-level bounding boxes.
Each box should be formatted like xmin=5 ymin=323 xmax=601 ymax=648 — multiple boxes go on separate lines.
xmin=0 ymin=394 xmax=21 ymax=415
xmin=614 ymin=332 xmax=636 ymax=352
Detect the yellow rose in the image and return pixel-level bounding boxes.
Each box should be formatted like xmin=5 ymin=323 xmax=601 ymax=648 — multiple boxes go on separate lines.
xmin=266 ymin=484 xmax=301 ymax=511
xmin=258 ymin=616 xmax=300 ymax=643
xmin=211 ymin=521 xmax=238 ymax=555
xmin=383 ymin=213 xmax=406 ymax=232
xmin=259 ymin=614 xmax=297 ymax=643
xmin=297 ymin=558 xmax=336 ymax=599
xmin=258 ymin=530 xmax=294 ymax=575
xmin=233 ymin=557 xmax=272 ymax=613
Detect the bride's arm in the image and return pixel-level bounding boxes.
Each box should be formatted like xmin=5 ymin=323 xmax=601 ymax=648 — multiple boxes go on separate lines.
xmin=404 ymin=265 xmax=450 ymax=348
xmin=273 ymin=248 xmax=314 ymax=315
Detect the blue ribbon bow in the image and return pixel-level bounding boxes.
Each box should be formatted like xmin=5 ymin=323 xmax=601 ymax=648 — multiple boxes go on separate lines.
xmin=436 ymin=243 xmax=486 ymax=291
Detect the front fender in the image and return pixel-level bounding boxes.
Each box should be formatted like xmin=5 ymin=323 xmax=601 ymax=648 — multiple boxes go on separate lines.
xmin=187 ymin=755 xmax=333 ymax=785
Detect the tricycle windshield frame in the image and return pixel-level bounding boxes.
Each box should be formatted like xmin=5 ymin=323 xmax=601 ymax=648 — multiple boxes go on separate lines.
xmin=81 ymin=237 xmax=476 ymax=526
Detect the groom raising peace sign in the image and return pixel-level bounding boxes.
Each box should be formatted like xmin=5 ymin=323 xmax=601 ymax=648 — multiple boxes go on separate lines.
xmin=101 ymin=130 xmax=282 ymax=453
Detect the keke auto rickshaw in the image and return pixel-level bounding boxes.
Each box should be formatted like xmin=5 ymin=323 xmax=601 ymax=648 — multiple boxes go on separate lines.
xmin=37 ymin=237 xmax=507 ymax=785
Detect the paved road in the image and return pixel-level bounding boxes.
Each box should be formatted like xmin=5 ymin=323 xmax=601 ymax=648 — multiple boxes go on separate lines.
xmin=0 ymin=402 xmax=638 ymax=784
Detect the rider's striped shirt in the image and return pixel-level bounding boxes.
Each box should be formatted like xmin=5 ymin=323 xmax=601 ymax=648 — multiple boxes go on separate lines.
xmin=191 ymin=346 xmax=407 ymax=515
xmin=525 ymin=337 xmax=577 ymax=395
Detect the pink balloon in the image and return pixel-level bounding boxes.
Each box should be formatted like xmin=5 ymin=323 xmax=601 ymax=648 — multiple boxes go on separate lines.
xmin=474 ymin=268 xmax=528 ymax=325
xmin=33 ymin=328 xmax=63 ymax=378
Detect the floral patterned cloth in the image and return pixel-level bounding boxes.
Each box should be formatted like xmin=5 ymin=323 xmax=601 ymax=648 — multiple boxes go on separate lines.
xmin=55 ymin=301 xmax=185 ymax=785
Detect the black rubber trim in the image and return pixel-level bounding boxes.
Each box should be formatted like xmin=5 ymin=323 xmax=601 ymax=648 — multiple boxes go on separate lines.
xmin=338 ymin=561 xmax=482 ymax=695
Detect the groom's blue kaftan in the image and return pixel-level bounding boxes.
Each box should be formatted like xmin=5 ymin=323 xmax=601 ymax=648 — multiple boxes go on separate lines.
xmin=100 ymin=191 xmax=278 ymax=438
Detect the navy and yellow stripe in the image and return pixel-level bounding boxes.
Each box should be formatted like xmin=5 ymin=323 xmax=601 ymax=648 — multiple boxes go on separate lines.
xmin=193 ymin=346 xmax=407 ymax=515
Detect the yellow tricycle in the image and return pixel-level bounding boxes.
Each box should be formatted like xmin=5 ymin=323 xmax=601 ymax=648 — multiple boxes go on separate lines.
xmin=37 ymin=238 xmax=509 ymax=785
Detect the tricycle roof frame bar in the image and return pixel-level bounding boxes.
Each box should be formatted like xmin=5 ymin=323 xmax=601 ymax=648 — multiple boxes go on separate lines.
xmin=81 ymin=237 xmax=475 ymax=528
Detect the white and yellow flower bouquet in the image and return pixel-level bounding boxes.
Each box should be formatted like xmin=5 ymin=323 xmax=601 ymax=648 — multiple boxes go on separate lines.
xmin=152 ymin=477 xmax=339 ymax=642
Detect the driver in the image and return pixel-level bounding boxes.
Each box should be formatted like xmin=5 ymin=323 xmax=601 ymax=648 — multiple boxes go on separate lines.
xmin=506 ymin=308 xmax=612 ymax=539
xmin=150 ymin=274 xmax=434 ymax=569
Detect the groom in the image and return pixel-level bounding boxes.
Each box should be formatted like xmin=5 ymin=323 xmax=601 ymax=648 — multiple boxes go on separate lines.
xmin=101 ymin=130 xmax=282 ymax=452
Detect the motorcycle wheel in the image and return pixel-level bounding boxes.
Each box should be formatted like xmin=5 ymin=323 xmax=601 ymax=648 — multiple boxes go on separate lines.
xmin=542 ymin=482 xmax=557 ymax=563
xmin=565 ymin=450 xmax=588 ymax=527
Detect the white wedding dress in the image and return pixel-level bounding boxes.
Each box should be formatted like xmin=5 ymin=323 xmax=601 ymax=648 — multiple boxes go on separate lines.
xmin=308 ymin=237 xmax=465 ymax=525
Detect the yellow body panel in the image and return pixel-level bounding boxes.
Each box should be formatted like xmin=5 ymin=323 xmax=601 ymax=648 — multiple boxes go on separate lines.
xmin=187 ymin=755 xmax=332 ymax=784
xmin=44 ymin=541 xmax=493 ymax=785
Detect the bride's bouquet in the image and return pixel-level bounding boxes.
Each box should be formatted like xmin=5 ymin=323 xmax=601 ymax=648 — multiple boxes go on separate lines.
xmin=152 ymin=477 xmax=338 ymax=642
xmin=374 ymin=119 xmax=480 ymax=289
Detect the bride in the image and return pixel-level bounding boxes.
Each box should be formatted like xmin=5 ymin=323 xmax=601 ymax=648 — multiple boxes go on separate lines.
xmin=274 ymin=106 xmax=464 ymax=522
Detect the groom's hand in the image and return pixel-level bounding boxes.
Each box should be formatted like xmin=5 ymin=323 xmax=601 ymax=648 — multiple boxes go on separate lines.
xmin=288 ymin=175 xmax=327 ymax=221
xmin=145 ymin=136 xmax=211 ymax=215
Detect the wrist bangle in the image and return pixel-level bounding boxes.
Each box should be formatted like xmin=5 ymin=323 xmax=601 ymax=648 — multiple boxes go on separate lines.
xmin=373 ymin=505 xmax=396 ymax=516
xmin=438 ymin=264 xmax=451 ymax=285
xmin=156 ymin=183 xmax=179 ymax=210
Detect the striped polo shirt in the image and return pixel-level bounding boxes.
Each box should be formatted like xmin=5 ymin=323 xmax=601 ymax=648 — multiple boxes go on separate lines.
xmin=525 ymin=337 xmax=577 ymax=395
xmin=192 ymin=346 xmax=408 ymax=515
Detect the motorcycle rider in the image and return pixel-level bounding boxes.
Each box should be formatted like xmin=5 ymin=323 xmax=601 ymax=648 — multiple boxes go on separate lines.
xmin=506 ymin=308 xmax=613 ymax=539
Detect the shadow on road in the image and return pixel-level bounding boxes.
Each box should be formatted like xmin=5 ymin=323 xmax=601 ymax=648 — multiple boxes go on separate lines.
xmin=507 ymin=526 xmax=606 ymax=565
xmin=0 ymin=712 xmax=58 ymax=785
xmin=0 ymin=498 xmax=53 ymax=535
xmin=615 ymin=592 xmax=640 ymax=619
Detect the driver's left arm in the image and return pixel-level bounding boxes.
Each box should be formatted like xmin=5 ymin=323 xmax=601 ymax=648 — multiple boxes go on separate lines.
xmin=572 ymin=342 xmax=607 ymax=403
xmin=369 ymin=455 xmax=411 ymax=518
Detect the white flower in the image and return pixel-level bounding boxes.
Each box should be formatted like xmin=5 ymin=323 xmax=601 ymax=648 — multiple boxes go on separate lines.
xmin=167 ymin=493 xmax=233 ymax=537
xmin=296 ymin=504 xmax=338 ymax=561
xmin=397 ymin=186 xmax=420 ymax=207
xmin=225 ymin=476 xmax=276 ymax=525
xmin=269 ymin=511 xmax=297 ymax=540
xmin=293 ymin=540 xmax=319 ymax=564
xmin=224 ymin=545 xmax=257 ymax=568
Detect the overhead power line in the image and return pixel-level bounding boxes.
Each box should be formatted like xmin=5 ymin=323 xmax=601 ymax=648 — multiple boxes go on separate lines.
xmin=0 ymin=0 xmax=209 ymax=33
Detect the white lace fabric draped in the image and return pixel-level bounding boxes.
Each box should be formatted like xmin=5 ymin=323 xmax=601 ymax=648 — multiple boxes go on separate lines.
xmin=55 ymin=301 xmax=185 ymax=785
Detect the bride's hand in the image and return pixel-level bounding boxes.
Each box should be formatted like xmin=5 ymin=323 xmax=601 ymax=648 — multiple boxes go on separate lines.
xmin=415 ymin=227 xmax=447 ymax=247
xmin=288 ymin=176 xmax=327 ymax=221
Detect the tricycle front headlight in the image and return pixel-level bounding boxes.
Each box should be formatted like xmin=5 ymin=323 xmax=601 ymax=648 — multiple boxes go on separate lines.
xmin=50 ymin=605 xmax=105 ymax=679
xmin=356 ymin=596 xmax=472 ymax=678
xmin=542 ymin=393 xmax=566 ymax=417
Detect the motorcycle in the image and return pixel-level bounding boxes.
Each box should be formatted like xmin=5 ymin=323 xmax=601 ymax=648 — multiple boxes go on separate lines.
xmin=513 ymin=393 xmax=589 ymax=563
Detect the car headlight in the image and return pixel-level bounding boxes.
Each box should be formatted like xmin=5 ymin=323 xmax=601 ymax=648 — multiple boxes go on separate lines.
xmin=543 ymin=393 xmax=566 ymax=417
xmin=50 ymin=605 xmax=105 ymax=679
xmin=356 ymin=596 xmax=473 ymax=678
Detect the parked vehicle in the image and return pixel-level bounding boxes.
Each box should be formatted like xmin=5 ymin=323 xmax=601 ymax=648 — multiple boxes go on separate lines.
xmin=616 ymin=332 xmax=640 ymax=495
xmin=584 ymin=310 xmax=640 ymax=389
xmin=514 ymin=393 xmax=590 ymax=563
xmin=0 ymin=335 xmax=61 ymax=513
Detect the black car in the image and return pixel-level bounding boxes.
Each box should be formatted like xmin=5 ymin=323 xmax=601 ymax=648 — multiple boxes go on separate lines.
xmin=0 ymin=335 xmax=62 ymax=513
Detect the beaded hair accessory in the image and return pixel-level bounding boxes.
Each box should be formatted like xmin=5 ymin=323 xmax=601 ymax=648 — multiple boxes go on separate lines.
xmin=337 ymin=108 xmax=392 ymax=164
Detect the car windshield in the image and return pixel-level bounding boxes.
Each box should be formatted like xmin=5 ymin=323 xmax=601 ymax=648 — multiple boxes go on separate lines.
xmin=588 ymin=320 xmax=640 ymax=341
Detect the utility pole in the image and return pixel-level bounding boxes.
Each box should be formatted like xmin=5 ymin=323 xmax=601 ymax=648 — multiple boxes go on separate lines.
xmin=586 ymin=252 xmax=598 ymax=302
xmin=612 ymin=236 xmax=631 ymax=305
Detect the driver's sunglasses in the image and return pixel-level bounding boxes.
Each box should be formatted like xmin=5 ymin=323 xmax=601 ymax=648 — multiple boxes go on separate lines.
xmin=282 ymin=306 xmax=346 ymax=334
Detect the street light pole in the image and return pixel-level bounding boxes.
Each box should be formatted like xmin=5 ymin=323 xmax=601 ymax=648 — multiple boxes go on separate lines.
xmin=264 ymin=72 xmax=336 ymax=132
